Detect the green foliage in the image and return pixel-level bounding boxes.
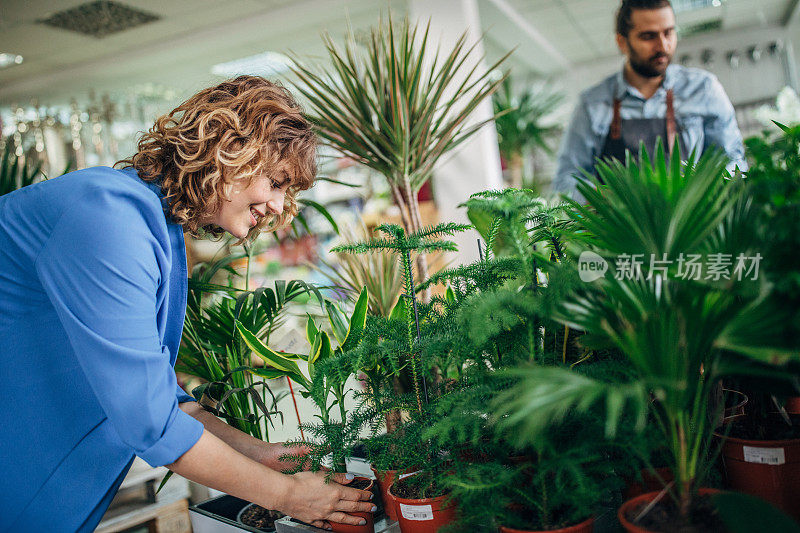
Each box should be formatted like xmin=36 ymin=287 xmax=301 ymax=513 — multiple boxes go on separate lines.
xmin=311 ymin=224 xmax=402 ymax=317
xmin=1 ymin=143 xmax=42 ymax=196
xmin=744 ymin=122 xmax=800 ymax=339
xmin=239 ymin=287 xmax=371 ymax=474
xmin=493 ymin=77 xmax=564 ymax=160
xmin=177 ymin=249 xmax=322 ymax=440
xmin=500 ymin=141 xmax=799 ymax=521
xmin=289 ymin=15 xmax=509 ymax=194
xmin=334 ymin=222 xmax=471 ymax=410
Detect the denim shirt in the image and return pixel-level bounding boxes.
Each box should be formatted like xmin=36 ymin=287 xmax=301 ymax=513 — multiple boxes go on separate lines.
xmin=553 ymin=64 xmax=747 ymax=201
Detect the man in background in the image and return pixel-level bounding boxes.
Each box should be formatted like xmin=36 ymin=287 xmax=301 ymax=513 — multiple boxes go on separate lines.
xmin=552 ymin=0 xmax=746 ymax=201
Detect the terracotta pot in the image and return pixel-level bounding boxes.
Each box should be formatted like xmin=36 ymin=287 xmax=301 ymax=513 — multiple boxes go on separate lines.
xmin=623 ymin=467 xmax=674 ymax=500
xmin=370 ymin=465 xmax=418 ymax=522
xmin=330 ymin=477 xmax=375 ymax=533
xmin=387 ymin=480 xmax=456 ymax=533
xmin=618 ymin=488 xmax=721 ymax=533
xmin=499 ymin=516 xmax=595 ymax=533
xmin=784 ymin=396 xmax=800 ymax=415
xmin=717 ymin=420 xmax=800 ymax=521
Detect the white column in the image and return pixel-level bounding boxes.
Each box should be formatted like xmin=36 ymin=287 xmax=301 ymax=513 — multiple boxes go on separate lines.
xmin=409 ymin=0 xmax=504 ymax=264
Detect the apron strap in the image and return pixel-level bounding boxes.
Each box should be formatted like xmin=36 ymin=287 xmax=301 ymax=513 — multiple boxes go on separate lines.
xmin=666 ymin=89 xmax=677 ymax=157
xmin=611 ymin=98 xmax=622 ymax=140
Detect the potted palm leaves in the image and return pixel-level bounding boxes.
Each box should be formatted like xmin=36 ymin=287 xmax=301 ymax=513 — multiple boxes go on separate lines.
xmin=493 ymin=77 xmax=564 ymax=190
xmin=495 ymin=143 xmax=799 ymax=532
xmin=179 ymin=249 xmax=323 ymax=532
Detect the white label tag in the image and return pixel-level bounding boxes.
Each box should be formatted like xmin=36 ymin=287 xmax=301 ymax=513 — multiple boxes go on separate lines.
xmin=398 ymin=470 xmax=421 ymax=481
xmin=743 ymin=446 xmax=786 ymax=465
xmin=399 ymin=503 xmax=434 ymax=521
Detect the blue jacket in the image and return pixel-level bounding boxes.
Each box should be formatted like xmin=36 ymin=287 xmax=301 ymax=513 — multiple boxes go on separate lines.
xmin=0 ymin=166 xmax=204 ymax=532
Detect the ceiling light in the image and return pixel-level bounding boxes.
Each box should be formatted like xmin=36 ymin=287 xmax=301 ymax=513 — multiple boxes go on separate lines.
xmin=0 ymin=53 xmax=24 ymax=69
xmin=211 ymin=51 xmax=293 ymax=79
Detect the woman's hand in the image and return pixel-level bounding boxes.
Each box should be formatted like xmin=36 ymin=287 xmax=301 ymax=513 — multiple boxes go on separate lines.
xmin=278 ymin=471 xmax=375 ymax=530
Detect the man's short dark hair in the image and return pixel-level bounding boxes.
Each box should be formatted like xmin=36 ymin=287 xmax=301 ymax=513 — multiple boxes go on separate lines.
xmin=616 ymin=0 xmax=673 ymax=37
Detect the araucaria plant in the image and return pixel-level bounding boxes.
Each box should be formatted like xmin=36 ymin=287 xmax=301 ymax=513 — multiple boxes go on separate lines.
xmin=236 ymin=287 xmax=370 ymax=475
xmin=333 ymin=222 xmax=471 ymax=412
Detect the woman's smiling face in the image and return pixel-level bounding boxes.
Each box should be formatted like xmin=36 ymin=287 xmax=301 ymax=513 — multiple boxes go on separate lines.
xmin=209 ymin=171 xmax=291 ymax=239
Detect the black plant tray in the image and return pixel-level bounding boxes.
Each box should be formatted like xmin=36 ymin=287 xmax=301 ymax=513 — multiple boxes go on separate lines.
xmin=190 ymin=494 xmax=276 ymax=532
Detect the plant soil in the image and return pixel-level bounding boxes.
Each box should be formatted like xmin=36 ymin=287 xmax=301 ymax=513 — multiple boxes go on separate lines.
xmin=392 ymin=474 xmax=446 ymax=500
xmin=240 ymin=505 xmax=283 ymax=530
xmin=724 ymin=413 xmax=800 ymax=441
xmin=626 ymin=493 xmax=726 ymax=533
xmin=347 ymin=478 xmax=372 ymax=491
xmin=505 ymin=506 xmax=588 ymax=531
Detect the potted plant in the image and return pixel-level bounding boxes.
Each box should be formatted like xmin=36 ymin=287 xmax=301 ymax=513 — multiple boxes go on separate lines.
xmin=237 ymin=287 xmax=378 ymax=532
xmin=332 ymin=222 xmax=477 ymax=532
xmin=711 ymin=122 xmax=800 ymax=520
xmin=492 ymin=76 xmax=564 ymax=190
xmin=494 ymin=144 xmax=798 ymax=532
xmin=178 ymin=249 xmax=324 ymax=532
xmin=289 ymin=14 xmax=509 ymax=296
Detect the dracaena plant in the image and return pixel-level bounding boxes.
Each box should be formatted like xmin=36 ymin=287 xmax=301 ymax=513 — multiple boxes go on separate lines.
xmin=493 ymin=142 xmax=798 ymax=523
xmin=289 ymin=14 xmax=509 ymax=292
xmin=236 ymin=287 xmax=369 ymax=474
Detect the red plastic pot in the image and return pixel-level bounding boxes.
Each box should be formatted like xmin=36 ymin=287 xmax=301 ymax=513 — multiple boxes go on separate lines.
xmin=784 ymin=397 xmax=800 ymax=415
xmin=387 ymin=480 xmax=456 ymax=533
xmin=370 ymin=465 xmax=418 ymax=522
xmin=499 ymin=516 xmax=594 ymax=533
xmin=717 ymin=421 xmax=800 ymax=521
xmin=330 ymin=477 xmax=375 ymax=533
xmin=623 ymin=467 xmax=674 ymax=500
xmin=618 ymin=488 xmax=721 ymax=533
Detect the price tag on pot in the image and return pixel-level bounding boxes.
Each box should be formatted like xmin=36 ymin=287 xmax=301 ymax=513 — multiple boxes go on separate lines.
xmin=743 ymin=446 xmax=786 ymax=465
xmin=399 ymin=503 xmax=434 ymax=521
xmin=398 ymin=470 xmax=420 ymax=481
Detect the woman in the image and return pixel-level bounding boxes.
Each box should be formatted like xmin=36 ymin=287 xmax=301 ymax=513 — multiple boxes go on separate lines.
xmin=0 ymin=76 xmax=374 ymax=532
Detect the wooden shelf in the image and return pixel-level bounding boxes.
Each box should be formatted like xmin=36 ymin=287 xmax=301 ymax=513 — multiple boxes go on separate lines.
xmin=95 ymin=498 xmax=191 ymax=533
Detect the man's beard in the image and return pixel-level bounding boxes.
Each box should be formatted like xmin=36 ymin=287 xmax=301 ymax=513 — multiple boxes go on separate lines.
xmin=628 ymin=45 xmax=671 ymax=78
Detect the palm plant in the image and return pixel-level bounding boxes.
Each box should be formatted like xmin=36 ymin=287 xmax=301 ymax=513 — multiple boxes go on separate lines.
xmin=494 ymin=144 xmax=797 ymax=524
xmin=493 ymin=76 xmax=564 ymax=189
xmin=289 ymin=15 xmax=509 ymax=291
xmin=177 ymin=249 xmax=323 ymax=440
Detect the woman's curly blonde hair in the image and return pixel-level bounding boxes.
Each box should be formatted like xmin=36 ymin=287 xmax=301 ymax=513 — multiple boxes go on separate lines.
xmin=116 ymin=75 xmax=316 ymax=239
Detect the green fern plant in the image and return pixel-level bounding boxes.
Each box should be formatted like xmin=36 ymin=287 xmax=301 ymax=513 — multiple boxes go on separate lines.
xmin=332 ymin=222 xmax=470 ymax=411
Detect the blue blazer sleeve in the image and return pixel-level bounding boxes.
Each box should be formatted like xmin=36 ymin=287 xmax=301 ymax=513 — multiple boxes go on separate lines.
xmin=34 ymin=182 xmax=203 ymax=467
